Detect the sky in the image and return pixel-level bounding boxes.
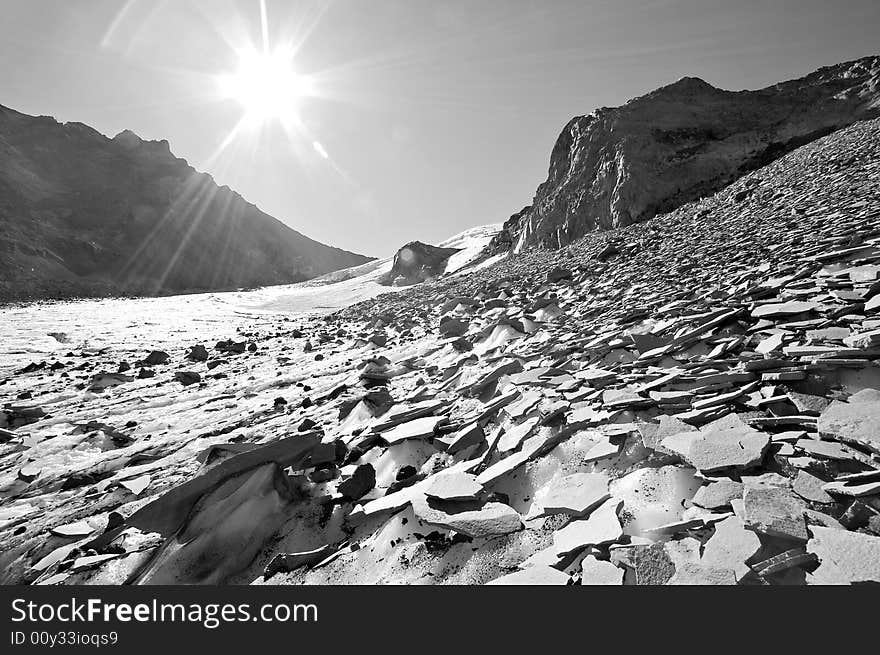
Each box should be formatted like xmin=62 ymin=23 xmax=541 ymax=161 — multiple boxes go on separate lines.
xmin=2 ymin=1 xmax=879 ymax=258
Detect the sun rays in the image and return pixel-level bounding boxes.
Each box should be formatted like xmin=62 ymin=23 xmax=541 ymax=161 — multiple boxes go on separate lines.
xmin=217 ymin=44 xmax=315 ymax=123
xmin=98 ymin=0 xmax=348 ymax=290
xmin=99 ymin=1 xmax=336 ymax=170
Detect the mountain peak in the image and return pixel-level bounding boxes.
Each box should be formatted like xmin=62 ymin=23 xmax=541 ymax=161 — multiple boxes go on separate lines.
xmin=0 ymin=105 xmax=374 ymax=301
xmin=664 ymin=76 xmax=714 ymax=91
xmin=112 ymin=129 xmax=144 ymax=148
xmin=498 ymin=57 xmax=880 ymax=251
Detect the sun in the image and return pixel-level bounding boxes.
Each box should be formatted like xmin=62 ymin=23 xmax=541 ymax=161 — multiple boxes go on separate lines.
xmin=218 ymin=46 xmax=313 ymax=122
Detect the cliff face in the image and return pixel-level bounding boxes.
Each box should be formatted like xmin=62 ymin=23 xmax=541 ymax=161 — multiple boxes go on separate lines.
xmin=500 ymin=56 xmax=880 ymax=251
xmin=0 ymin=106 xmax=372 ymax=301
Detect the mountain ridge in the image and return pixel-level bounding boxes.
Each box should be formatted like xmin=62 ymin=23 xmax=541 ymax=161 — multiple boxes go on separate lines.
xmin=493 ymin=55 xmax=880 ymax=252
xmin=0 ymin=104 xmax=373 ymax=302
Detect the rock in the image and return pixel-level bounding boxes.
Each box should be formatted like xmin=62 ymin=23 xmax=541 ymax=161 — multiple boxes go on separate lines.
xmin=378 ymin=416 xmax=446 ymax=445
xmin=466 ymin=360 xmax=524 ymax=397
xmin=664 ymin=413 xmax=770 ymax=473
xmin=215 ymin=340 xmax=246 ymax=354
xmin=497 ymin=417 xmax=540 ymax=452
xmin=639 ymin=414 xmax=696 ymax=451
xmin=357 ymin=476 xmax=432 ymax=519
xmin=742 ymin=472 xmax=792 ymax=489
xmin=786 ymin=392 xmax=830 ymax=415
xmin=367 ymin=333 xmax=386 ymax=348
xmin=615 ymin=544 xmax=675 ymax=585
xmin=742 ymin=486 xmax=808 ymax=542
xmin=583 ymin=437 xmax=621 ymax=463
xmin=87 ymin=432 xmax=320 ymax=547
xmin=119 ymin=474 xmax=151 ymax=496
xmin=309 ymin=467 xmax=335 ymax=484
xmin=700 ymin=516 xmax=761 ymax=581
xmin=424 ymin=472 xmax=483 ymax=501
xmin=440 ymin=422 xmax=485 ymax=454
xmin=692 ymin=479 xmax=744 ymax=509
xmin=309 ymin=442 xmax=338 ymax=468
xmin=359 ymin=360 xmax=391 ymax=386
xmin=795 ymin=438 xmax=857 ymax=461
xmin=60 ymin=472 xmax=98 ymax=490
xmin=667 ymin=562 xmax=737 ymax=585
xmin=195 ymin=443 xmax=258 ymax=466
xmin=134 ymin=463 xmax=295 ymax=584
xmin=807 ymin=526 xmax=880 ymax=584
xmin=383 ymin=241 xmax=461 ymax=286
xmin=750 ymin=548 xmax=817 ymax=580
xmin=818 ymin=394 xmax=880 ymax=454
xmin=503 ymin=391 xmax=543 ymax=418
xmin=838 ymin=500 xmax=874 ymax=530
xmin=18 ymin=462 xmax=41 ymax=482
xmin=822 ymin=471 xmax=880 ymax=498
xmin=580 ymin=556 xmax=624 ymax=585
xmin=174 ymin=371 xmax=201 ymax=386
xmin=264 ymin=545 xmax=336 ymax=579
xmin=573 ymin=367 xmax=618 ymax=387
xmin=476 ymin=432 xmax=555 ymax=487
xmin=792 ymin=470 xmax=834 ymax=504
xmin=417 ymin=501 xmax=523 ymax=539
xmin=338 ymin=464 xmax=376 ymax=501
xmin=755 ymin=333 xmax=785 ymax=354
xmin=88 ymin=372 xmax=133 ymax=391
xmin=546 ymin=266 xmax=572 ymax=283
xmin=664 ymin=537 xmax=702 ymax=569
xmin=451 ymin=337 xmax=473 ymax=352
xmin=69 ymin=554 xmax=122 ymax=573
xmin=439 ymin=315 xmax=468 ymax=337
xmin=185 ymin=344 xmax=209 ymax=361
xmin=541 ymin=472 xmax=611 ymax=517
xmin=552 ymin=499 xmax=623 ymax=555
xmin=32 ymin=544 xmax=78 ymax=573
xmin=751 ymin=301 xmax=818 ymax=318
xmin=142 ymin=350 xmax=170 ymax=365
xmin=5 ymin=406 xmax=46 ymax=427
xmin=845 ymin=329 xmax=880 ymax=349
xmin=603 ymin=387 xmax=649 ymax=408
xmin=51 ymin=520 xmax=96 ymax=537
xmin=597 ymin=242 xmax=620 ymax=260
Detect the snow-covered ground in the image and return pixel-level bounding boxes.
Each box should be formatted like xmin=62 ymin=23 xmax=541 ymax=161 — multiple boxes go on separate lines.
xmin=0 ymin=221 xmax=511 ymax=585
xmin=0 ymin=223 xmax=502 ymax=376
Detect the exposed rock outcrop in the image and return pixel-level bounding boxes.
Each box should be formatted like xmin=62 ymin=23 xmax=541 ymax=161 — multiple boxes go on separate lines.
xmin=381 ymin=241 xmax=461 ymax=286
xmin=0 ymin=105 xmax=373 ymax=301
xmin=498 ymin=56 xmax=880 ymax=251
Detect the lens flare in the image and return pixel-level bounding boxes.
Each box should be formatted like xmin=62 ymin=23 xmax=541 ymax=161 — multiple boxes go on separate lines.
xmin=218 ymin=46 xmax=314 ymax=122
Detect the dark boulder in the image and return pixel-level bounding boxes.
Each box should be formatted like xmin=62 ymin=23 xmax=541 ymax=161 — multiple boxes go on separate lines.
xmin=382 ymin=241 xmax=462 ymax=286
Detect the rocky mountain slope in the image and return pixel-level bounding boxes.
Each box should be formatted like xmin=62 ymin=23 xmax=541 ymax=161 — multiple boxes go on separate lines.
xmin=1 ymin=117 xmax=879 ymax=586
xmin=0 ymin=105 xmax=372 ymax=301
xmin=495 ymin=56 xmax=880 ymax=252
